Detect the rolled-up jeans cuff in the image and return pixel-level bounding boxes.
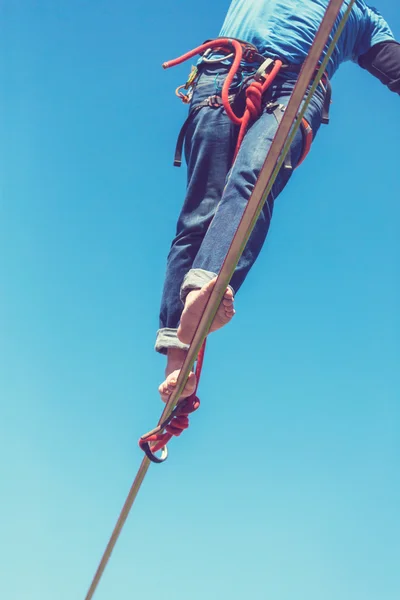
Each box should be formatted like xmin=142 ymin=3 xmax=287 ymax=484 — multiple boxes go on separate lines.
xmin=155 ymin=328 xmax=189 ymax=355
xmin=180 ymin=268 xmax=235 ymax=303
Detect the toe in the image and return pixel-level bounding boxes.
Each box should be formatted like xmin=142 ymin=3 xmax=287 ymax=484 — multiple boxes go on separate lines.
xmin=167 ymin=378 xmax=177 ymax=390
xmin=183 ymin=372 xmax=196 ymax=396
xmin=224 ymin=287 xmax=234 ymax=300
xmin=160 ymin=369 xmax=197 ymax=403
xmin=159 ymin=383 xmax=172 ymax=403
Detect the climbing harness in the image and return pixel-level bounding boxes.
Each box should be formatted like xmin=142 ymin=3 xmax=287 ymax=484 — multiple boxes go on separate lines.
xmin=84 ymin=2 xmax=357 ymax=598
xmin=169 ymin=38 xmax=332 ymax=169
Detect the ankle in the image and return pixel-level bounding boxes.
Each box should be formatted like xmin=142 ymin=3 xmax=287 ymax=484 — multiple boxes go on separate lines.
xmin=185 ymin=287 xmax=200 ymax=304
xmin=165 ymin=347 xmax=187 ymax=375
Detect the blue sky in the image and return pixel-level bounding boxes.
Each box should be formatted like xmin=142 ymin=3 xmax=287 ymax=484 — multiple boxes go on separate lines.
xmin=0 ymin=1 xmax=399 ymax=599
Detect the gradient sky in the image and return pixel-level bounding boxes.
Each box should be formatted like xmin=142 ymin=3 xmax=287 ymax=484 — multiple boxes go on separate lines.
xmin=0 ymin=2 xmax=399 ymax=599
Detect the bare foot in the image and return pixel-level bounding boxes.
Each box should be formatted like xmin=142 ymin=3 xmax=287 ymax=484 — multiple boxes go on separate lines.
xmin=177 ymin=277 xmax=235 ymax=345
xmin=159 ymin=348 xmax=197 ymax=403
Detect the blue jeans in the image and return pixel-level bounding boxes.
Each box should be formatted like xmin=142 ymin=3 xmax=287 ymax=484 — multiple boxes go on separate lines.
xmin=156 ymin=65 xmax=326 ymax=353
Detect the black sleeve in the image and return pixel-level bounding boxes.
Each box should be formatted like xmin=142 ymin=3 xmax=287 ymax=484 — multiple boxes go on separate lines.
xmin=358 ymin=40 xmax=400 ymax=94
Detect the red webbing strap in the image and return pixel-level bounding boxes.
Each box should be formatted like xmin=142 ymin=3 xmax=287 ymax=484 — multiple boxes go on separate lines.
xmin=298 ymin=118 xmax=313 ymax=167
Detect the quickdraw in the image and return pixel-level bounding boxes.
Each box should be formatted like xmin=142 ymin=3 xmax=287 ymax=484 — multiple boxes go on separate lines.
xmin=175 ymin=65 xmax=199 ymax=103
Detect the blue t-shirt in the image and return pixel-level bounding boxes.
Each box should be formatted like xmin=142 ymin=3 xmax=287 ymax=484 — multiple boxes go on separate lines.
xmin=218 ymin=0 xmax=394 ymax=77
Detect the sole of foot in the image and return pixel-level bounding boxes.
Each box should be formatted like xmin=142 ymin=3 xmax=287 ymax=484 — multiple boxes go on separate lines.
xmin=177 ymin=277 xmax=235 ymax=345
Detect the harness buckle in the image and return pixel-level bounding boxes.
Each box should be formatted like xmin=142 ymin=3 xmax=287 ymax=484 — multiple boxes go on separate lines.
xmin=243 ymin=45 xmax=258 ymax=62
xmin=254 ymin=57 xmax=275 ymax=82
xmin=208 ymin=95 xmax=223 ymax=108
xmin=265 ymin=101 xmax=284 ymax=114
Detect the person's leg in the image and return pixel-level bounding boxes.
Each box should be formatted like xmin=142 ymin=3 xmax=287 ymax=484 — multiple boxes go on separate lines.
xmin=155 ymin=69 xmax=238 ymax=355
xmin=158 ymin=347 xmax=197 ymax=402
xmin=156 ymin=68 xmax=238 ymax=401
xmin=177 ymin=82 xmax=325 ymax=344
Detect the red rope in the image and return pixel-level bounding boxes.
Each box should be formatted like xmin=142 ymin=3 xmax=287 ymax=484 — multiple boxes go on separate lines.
xmin=298 ymin=118 xmax=313 ymax=167
xmin=233 ymin=60 xmax=282 ymax=159
xmin=142 ymin=396 xmax=200 ymax=454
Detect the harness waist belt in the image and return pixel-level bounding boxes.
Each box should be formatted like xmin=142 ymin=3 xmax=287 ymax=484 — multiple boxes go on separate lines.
xmin=168 ymin=38 xmax=332 ymax=168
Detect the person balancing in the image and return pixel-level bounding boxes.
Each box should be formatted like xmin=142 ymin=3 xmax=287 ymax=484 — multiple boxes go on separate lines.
xmin=155 ymin=0 xmax=399 ymax=403
xmin=84 ymin=3 xmax=399 ymax=597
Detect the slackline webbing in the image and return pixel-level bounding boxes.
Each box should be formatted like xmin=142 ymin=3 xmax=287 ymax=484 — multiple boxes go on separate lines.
xmin=84 ymin=1 xmax=356 ymax=597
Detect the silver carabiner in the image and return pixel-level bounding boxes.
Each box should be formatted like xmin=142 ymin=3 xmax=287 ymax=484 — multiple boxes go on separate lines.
xmin=254 ymin=57 xmax=275 ymax=82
